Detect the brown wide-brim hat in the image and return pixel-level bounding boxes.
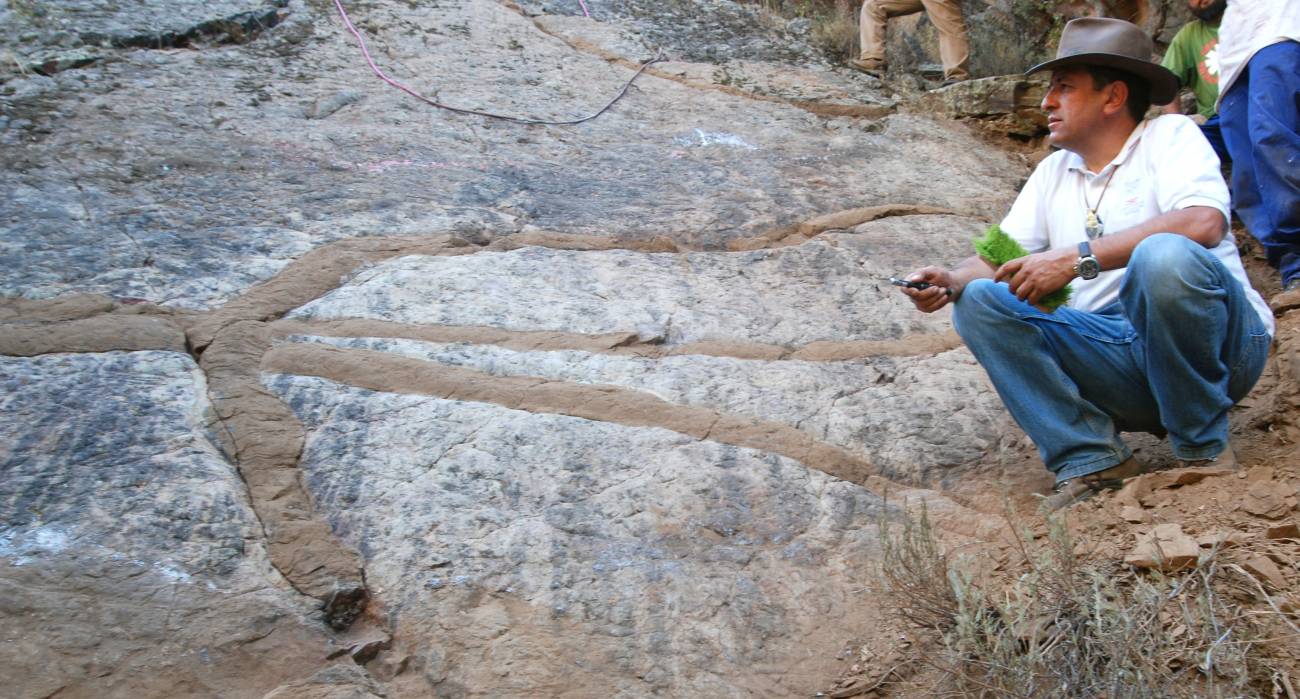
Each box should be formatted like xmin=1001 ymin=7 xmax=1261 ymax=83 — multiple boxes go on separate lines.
xmin=1026 ymin=17 xmax=1180 ymax=105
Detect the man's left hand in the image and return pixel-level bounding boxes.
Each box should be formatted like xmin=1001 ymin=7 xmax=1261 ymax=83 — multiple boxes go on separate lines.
xmin=994 ymin=247 xmax=1078 ymax=305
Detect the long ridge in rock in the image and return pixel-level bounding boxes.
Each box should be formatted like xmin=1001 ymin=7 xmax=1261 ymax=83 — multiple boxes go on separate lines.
xmin=182 ymin=207 xmax=966 ymax=354
xmin=201 ymin=321 xmax=370 ymax=630
xmin=262 ymin=342 xmax=1006 ymax=536
xmin=262 ymin=342 xmax=881 ymax=486
xmin=272 ymin=317 xmax=964 ymax=361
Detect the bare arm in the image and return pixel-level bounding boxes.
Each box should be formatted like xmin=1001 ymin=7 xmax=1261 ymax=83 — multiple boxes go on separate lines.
xmin=994 ymin=205 xmax=1226 ymax=304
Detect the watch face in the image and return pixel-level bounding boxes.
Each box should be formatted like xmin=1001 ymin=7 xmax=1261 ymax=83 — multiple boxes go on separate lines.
xmin=1078 ymin=257 xmax=1101 ymax=280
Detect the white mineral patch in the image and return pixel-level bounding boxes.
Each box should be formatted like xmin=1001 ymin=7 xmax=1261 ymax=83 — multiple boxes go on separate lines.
xmin=0 ymin=525 xmax=72 ymax=566
xmin=673 ymin=129 xmax=759 ymax=150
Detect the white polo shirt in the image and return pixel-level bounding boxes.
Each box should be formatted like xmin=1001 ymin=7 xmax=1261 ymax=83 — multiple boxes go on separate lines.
xmin=999 ymin=114 xmax=1274 ymax=336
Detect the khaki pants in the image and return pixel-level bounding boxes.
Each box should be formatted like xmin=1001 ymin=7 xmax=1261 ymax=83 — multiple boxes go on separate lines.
xmin=859 ymin=0 xmax=970 ymax=80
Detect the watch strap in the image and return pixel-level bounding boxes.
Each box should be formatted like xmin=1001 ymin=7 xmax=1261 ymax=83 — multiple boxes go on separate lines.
xmin=1074 ymin=240 xmax=1100 ymax=280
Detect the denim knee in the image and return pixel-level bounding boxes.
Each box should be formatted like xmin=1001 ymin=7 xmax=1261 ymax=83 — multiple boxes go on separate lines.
xmin=953 ymin=278 xmax=1015 ymax=345
xmin=1125 ymin=234 xmax=1211 ymax=304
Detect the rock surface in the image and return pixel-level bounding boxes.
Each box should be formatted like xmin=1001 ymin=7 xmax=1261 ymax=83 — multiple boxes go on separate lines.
xmin=6 ymin=0 xmax=1288 ymax=697
xmin=0 ymin=0 xmax=1038 ymax=694
xmin=0 ymin=351 xmax=334 ymax=697
xmin=263 ymin=373 xmax=889 ymax=696
xmin=0 ymin=0 xmax=1022 ymax=309
xmin=285 ymin=238 xmax=954 ymax=346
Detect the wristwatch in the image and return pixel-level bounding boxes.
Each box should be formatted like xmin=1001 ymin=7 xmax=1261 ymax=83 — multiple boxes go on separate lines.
xmin=1074 ymin=241 xmax=1101 ymax=280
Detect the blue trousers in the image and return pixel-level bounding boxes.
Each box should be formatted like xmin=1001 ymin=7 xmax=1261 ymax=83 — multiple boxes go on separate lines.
xmin=1219 ymin=40 xmax=1300 ymax=286
xmin=953 ymin=235 xmax=1271 ymax=483
xmin=1200 ymin=114 xmax=1229 ymax=165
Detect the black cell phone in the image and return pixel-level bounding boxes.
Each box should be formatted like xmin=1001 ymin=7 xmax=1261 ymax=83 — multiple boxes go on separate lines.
xmin=889 ymin=276 xmax=933 ymax=290
xmin=888 ymin=277 xmax=953 ymax=296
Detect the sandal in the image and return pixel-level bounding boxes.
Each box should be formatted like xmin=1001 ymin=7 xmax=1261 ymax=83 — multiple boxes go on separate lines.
xmin=1040 ymin=456 xmax=1144 ymax=512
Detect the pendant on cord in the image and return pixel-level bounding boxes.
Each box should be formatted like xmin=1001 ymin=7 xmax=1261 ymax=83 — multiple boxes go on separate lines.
xmin=1085 ymin=210 xmax=1104 ymax=240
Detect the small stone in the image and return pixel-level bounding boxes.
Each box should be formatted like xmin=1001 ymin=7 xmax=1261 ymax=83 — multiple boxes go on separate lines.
xmin=1242 ymin=480 xmax=1290 ymax=519
xmin=1248 ymin=467 xmax=1276 ymax=483
xmin=1197 ymin=529 xmax=1247 ymax=549
xmin=1242 ymin=555 xmax=1288 ymax=591
xmin=1125 ymin=523 xmax=1200 ymax=571
xmin=1120 ymin=505 xmax=1147 ymax=523
xmin=1117 ymin=475 xmax=1153 ymax=508
xmin=1265 ymin=522 xmax=1300 ymax=540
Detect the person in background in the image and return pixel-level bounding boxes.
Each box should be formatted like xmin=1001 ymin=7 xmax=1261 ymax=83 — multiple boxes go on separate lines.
xmin=1216 ymin=0 xmax=1300 ymax=293
xmin=849 ymin=0 xmax=969 ymax=86
xmin=1160 ymin=0 xmax=1229 ymax=162
xmin=898 ymin=18 xmax=1273 ymax=511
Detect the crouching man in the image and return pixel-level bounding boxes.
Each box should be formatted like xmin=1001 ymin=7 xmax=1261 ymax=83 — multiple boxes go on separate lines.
xmin=899 ymin=18 xmax=1274 ymax=510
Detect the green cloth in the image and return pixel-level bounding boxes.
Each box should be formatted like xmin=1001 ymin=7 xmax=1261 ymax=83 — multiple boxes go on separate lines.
xmin=1161 ymin=19 xmax=1221 ymax=118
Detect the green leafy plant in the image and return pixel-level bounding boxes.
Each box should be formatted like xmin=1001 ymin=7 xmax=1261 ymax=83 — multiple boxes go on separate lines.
xmin=973 ymin=224 xmax=1072 ymax=311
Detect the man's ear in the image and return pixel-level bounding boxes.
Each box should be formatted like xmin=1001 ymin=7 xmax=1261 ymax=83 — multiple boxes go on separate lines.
xmin=1102 ymin=79 xmax=1130 ymax=117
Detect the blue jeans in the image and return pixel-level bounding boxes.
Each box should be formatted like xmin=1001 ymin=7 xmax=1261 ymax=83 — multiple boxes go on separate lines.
xmin=953 ymin=234 xmax=1271 ymax=484
xmin=1219 ymin=40 xmax=1300 ymax=287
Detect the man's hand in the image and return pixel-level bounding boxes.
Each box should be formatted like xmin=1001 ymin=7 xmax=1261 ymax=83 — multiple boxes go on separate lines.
xmin=994 ymin=248 xmax=1077 ymax=305
xmin=899 ymin=266 xmax=955 ymax=313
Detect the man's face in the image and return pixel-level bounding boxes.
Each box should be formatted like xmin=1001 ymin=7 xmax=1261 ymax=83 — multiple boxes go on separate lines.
xmin=1041 ymin=66 xmax=1113 ymax=153
xmin=1188 ymin=0 xmax=1227 ymax=21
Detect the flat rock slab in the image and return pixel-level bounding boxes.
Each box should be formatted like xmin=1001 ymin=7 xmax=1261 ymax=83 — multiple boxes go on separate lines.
xmin=0 ymin=351 xmax=329 ymax=697
xmin=287 ymin=236 xmax=963 ymax=346
xmin=263 ymin=373 xmax=890 ymax=697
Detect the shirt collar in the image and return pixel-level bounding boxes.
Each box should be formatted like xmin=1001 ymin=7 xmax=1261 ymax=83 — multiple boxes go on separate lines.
xmin=1066 ymin=119 xmax=1150 ymax=176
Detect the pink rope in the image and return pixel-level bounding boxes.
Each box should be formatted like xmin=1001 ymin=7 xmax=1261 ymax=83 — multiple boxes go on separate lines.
xmin=332 ymin=0 xmax=659 ymax=126
xmin=577 ymin=0 xmax=591 ymax=17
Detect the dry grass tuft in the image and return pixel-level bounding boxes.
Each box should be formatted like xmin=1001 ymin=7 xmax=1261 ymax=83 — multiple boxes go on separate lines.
xmin=745 ymin=0 xmax=860 ymax=61
xmin=871 ymin=503 xmax=1299 ymax=698
xmin=808 ymin=0 xmax=859 ymax=62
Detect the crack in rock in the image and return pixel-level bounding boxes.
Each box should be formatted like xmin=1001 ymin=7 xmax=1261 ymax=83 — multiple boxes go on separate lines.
xmin=79 ymin=3 xmax=288 ymax=50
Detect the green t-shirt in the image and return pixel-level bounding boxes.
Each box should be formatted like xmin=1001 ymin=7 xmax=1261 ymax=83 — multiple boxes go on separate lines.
xmin=1161 ymin=19 xmax=1221 ymax=118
